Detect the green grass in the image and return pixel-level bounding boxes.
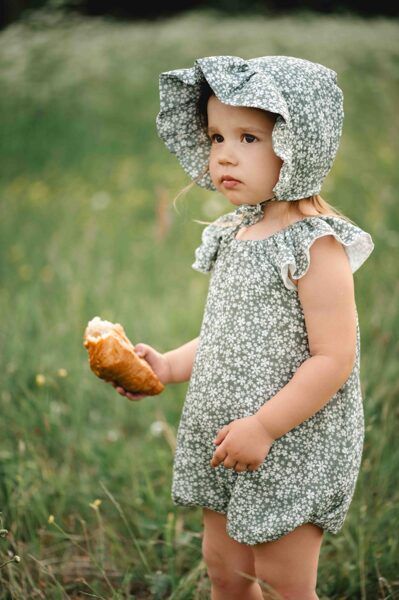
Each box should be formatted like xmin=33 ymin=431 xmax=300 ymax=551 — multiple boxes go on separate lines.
xmin=0 ymin=7 xmax=398 ymax=598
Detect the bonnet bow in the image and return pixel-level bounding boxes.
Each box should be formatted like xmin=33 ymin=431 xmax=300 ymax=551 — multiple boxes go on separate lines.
xmin=234 ymin=198 xmax=273 ymax=227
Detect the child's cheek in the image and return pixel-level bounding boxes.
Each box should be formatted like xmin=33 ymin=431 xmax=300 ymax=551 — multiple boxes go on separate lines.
xmin=209 ymin=169 xmax=219 ymax=190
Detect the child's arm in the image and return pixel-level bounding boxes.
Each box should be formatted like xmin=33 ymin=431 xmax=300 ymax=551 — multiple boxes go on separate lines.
xmin=163 ymin=336 xmax=200 ymax=384
xmin=255 ymin=235 xmax=358 ymax=440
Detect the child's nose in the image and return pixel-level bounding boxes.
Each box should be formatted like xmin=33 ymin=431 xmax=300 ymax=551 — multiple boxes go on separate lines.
xmin=218 ymin=148 xmax=239 ymax=165
xmin=217 ymin=141 xmax=239 ymax=165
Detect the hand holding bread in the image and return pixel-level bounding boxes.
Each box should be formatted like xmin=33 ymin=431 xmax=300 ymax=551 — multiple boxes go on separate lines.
xmin=83 ymin=316 xmax=167 ymax=398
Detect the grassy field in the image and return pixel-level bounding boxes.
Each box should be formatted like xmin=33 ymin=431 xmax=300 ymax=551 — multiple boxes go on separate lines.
xmin=0 ymin=7 xmax=398 ymax=598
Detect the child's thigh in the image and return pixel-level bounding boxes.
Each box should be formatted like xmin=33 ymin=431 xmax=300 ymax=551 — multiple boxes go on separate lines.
xmin=252 ymin=523 xmax=324 ymax=592
xmin=202 ymin=507 xmax=257 ymax=584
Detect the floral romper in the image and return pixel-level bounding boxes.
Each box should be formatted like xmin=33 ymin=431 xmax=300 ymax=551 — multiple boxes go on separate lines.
xmin=171 ymin=208 xmax=374 ymax=545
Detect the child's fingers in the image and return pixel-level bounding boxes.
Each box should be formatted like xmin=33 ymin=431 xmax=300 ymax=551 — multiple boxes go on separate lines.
xmin=114 ymin=384 xmax=146 ymax=400
xmin=134 ymin=344 xmax=147 ymax=356
xmin=126 ymin=392 xmax=146 ymax=401
xmin=210 ymin=446 xmax=228 ymax=468
xmin=104 ymin=380 xmax=146 ymax=400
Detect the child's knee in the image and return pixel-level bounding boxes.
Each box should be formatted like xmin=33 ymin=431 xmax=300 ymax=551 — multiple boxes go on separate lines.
xmin=202 ymin=508 xmax=259 ymax=594
xmin=202 ymin=537 xmax=257 ymax=594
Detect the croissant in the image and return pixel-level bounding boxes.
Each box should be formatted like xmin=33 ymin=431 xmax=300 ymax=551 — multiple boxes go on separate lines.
xmin=83 ymin=316 xmax=164 ymax=396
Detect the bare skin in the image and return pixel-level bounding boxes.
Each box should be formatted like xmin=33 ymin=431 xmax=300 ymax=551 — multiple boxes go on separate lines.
xmin=202 ymin=508 xmax=323 ymax=600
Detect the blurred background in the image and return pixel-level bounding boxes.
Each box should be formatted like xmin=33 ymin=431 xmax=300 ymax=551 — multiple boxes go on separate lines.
xmin=1 ymin=0 xmax=399 ymax=28
xmin=0 ymin=2 xmax=398 ymax=598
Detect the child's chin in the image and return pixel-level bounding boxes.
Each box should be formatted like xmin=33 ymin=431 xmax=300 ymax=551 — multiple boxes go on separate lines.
xmin=221 ymin=190 xmax=245 ymax=202
xmin=226 ymin=197 xmax=244 ymax=206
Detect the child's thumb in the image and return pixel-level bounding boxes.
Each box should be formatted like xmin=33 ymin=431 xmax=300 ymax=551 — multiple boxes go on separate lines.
xmin=134 ymin=344 xmax=146 ymax=357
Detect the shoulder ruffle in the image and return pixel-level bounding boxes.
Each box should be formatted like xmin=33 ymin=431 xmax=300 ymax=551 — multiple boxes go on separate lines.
xmin=275 ymin=216 xmax=375 ymax=291
xmin=192 ymin=211 xmax=239 ymax=273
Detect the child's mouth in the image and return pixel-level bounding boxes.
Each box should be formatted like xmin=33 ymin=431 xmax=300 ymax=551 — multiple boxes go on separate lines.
xmin=221 ymin=176 xmax=241 ymax=189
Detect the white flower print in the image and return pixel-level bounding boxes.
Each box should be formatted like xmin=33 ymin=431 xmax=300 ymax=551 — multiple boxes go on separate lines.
xmin=171 ymin=208 xmax=374 ymax=545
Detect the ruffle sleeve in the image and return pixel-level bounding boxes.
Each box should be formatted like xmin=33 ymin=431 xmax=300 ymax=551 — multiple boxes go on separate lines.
xmin=192 ymin=211 xmax=238 ymax=273
xmin=276 ymin=216 xmax=375 ymax=291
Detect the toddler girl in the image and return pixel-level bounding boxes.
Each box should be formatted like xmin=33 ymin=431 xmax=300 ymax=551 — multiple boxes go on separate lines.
xmin=109 ymin=55 xmax=374 ymax=599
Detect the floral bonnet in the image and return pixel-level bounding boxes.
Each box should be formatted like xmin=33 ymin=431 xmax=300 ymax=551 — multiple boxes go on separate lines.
xmin=156 ymin=55 xmax=344 ymax=202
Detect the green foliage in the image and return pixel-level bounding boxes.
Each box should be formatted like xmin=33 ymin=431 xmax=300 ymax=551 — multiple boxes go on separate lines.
xmin=0 ymin=8 xmax=398 ymax=598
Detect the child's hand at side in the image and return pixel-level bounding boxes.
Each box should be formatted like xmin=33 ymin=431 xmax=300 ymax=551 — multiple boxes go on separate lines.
xmin=210 ymin=415 xmax=275 ymax=472
xmin=105 ymin=343 xmax=171 ymax=401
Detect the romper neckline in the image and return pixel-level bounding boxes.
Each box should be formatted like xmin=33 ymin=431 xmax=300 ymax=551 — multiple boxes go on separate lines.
xmin=231 ymin=215 xmax=346 ymax=244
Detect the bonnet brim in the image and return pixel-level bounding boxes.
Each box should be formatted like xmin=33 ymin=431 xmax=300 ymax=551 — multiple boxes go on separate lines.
xmin=156 ymin=55 xmax=344 ymax=201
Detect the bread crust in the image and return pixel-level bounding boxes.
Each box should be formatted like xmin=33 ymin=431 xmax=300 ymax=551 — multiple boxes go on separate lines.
xmin=83 ymin=319 xmax=164 ymax=396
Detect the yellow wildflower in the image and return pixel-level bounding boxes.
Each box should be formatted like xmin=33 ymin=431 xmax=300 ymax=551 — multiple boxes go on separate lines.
xmin=36 ymin=374 xmax=46 ymax=386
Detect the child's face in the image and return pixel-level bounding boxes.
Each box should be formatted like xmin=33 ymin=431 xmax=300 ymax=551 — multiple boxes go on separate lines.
xmin=207 ymin=96 xmax=283 ymax=206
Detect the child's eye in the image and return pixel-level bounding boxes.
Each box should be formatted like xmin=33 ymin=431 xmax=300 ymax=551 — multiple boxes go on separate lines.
xmin=242 ymin=134 xmax=257 ymax=143
xmin=210 ymin=133 xmax=224 ymax=143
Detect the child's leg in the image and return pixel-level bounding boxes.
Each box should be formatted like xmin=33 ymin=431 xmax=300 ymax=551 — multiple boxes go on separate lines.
xmin=202 ymin=508 xmax=264 ymax=600
xmin=252 ymin=523 xmax=324 ymax=600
